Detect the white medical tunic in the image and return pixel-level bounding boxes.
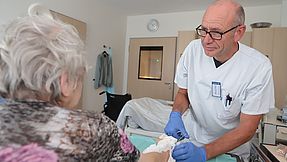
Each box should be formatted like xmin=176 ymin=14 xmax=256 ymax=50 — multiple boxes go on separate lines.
xmin=175 ymin=39 xmax=275 ymax=158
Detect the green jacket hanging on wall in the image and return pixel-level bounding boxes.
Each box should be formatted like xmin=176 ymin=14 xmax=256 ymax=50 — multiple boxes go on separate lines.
xmin=94 ymin=51 xmax=113 ymax=89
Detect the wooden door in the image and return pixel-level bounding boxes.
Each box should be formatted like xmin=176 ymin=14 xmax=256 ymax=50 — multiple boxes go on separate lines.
xmin=128 ymin=37 xmax=176 ymax=100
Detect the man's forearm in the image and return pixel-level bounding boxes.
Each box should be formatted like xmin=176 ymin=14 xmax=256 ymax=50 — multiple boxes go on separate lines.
xmin=205 ymin=113 xmax=262 ymax=159
xmin=205 ymin=125 xmax=252 ymax=159
xmin=172 ymin=89 xmax=189 ymax=113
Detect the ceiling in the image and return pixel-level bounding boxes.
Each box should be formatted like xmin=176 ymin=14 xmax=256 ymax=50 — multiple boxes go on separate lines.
xmin=98 ymin=0 xmax=283 ymax=16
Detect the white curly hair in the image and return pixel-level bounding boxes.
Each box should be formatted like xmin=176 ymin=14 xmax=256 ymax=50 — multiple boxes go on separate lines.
xmin=0 ymin=9 xmax=87 ymax=104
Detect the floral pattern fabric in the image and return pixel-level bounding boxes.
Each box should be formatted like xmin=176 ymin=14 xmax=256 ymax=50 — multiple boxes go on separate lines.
xmin=0 ymin=99 xmax=139 ymax=162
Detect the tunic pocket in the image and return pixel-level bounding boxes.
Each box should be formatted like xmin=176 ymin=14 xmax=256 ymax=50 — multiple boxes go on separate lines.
xmin=217 ymin=89 xmax=241 ymax=124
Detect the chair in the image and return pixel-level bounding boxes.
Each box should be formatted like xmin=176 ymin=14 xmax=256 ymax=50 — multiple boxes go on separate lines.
xmin=100 ymin=91 xmax=132 ymax=121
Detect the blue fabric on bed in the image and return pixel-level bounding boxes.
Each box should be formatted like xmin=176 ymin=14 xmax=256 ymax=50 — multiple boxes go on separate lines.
xmin=128 ymin=134 xmax=156 ymax=152
xmin=208 ymin=154 xmax=237 ymax=162
xmin=128 ymin=134 xmax=237 ymax=162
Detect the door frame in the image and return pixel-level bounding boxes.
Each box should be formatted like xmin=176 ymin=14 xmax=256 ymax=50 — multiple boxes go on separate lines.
xmin=127 ymin=37 xmax=177 ymax=100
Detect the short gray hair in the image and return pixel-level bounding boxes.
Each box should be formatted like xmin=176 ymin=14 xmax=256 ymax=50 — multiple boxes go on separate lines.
xmin=235 ymin=5 xmax=245 ymax=25
xmin=0 ymin=14 xmax=87 ymax=103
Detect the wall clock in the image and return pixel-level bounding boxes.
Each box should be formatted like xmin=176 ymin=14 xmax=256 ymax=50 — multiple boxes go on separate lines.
xmin=147 ymin=19 xmax=159 ymax=32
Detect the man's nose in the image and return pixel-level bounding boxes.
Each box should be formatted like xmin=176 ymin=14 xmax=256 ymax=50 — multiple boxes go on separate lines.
xmin=203 ymin=33 xmax=214 ymax=43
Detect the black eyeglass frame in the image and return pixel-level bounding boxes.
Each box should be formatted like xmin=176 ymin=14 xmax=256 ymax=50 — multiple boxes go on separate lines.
xmin=196 ymin=25 xmax=240 ymax=40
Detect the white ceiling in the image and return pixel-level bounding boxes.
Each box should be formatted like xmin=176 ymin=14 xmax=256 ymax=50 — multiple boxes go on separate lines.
xmin=98 ymin=0 xmax=283 ymax=16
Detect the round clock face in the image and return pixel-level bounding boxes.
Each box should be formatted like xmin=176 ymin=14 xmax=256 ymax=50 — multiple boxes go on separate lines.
xmin=147 ymin=19 xmax=159 ymax=32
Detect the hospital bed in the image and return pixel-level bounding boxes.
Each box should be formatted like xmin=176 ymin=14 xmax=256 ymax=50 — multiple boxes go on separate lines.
xmin=116 ymin=97 xmax=173 ymax=138
xmin=116 ymin=97 xmax=194 ymax=140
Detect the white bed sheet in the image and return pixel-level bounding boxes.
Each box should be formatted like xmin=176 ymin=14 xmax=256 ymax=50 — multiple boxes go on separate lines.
xmin=116 ymin=97 xmax=192 ymax=134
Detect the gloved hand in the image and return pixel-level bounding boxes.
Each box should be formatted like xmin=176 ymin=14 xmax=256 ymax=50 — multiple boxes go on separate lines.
xmin=164 ymin=111 xmax=189 ymax=139
xmin=172 ymin=141 xmax=206 ymax=162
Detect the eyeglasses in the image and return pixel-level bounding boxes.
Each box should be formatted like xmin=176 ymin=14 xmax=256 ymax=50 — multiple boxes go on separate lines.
xmin=196 ymin=25 xmax=240 ymax=40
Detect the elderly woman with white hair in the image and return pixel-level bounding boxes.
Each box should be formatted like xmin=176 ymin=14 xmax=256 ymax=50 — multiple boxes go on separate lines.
xmin=0 ymin=5 xmax=139 ymax=162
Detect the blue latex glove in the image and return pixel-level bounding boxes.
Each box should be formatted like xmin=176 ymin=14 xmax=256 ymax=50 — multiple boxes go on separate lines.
xmin=164 ymin=111 xmax=189 ymax=139
xmin=172 ymin=141 xmax=206 ymax=162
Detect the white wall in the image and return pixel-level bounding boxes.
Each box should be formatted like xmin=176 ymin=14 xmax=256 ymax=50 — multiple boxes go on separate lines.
xmin=123 ymin=4 xmax=282 ymax=92
xmin=0 ymin=0 xmax=127 ymax=112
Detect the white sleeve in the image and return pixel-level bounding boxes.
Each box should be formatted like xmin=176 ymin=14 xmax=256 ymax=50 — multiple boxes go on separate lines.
xmin=241 ymin=60 xmax=275 ymax=114
xmin=174 ymin=46 xmax=190 ymax=89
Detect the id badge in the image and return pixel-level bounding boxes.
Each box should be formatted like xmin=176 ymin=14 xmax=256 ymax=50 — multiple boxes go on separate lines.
xmin=212 ymin=81 xmax=221 ymax=98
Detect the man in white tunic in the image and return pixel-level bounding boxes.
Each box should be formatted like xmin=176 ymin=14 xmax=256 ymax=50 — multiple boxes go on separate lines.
xmin=164 ymin=0 xmax=275 ymax=161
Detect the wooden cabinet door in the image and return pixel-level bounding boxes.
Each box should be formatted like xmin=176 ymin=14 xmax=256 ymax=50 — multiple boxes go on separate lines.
xmin=252 ymin=28 xmax=274 ymax=59
xmin=252 ymin=27 xmax=287 ymax=108
xmin=240 ymin=31 xmax=252 ymax=47
xmin=272 ymin=28 xmax=287 ymax=108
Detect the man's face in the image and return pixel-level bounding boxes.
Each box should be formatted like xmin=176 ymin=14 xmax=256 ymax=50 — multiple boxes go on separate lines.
xmin=200 ymin=5 xmax=237 ymax=61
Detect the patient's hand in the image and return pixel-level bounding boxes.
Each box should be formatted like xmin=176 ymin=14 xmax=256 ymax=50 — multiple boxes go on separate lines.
xmin=139 ymin=134 xmax=177 ymax=162
xmin=139 ymin=151 xmax=170 ymax=162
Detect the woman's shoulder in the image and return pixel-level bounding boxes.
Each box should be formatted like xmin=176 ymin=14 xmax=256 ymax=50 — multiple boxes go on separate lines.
xmin=0 ymin=99 xmax=59 ymax=123
xmin=0 ymin=99 xmax=62 ymax=153
xmin=0 ymin=99 xmax=139 ymax=161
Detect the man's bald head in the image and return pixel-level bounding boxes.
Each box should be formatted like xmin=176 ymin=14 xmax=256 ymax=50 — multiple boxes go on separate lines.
xmin=207 ymin=0 xmax=245 ymax=26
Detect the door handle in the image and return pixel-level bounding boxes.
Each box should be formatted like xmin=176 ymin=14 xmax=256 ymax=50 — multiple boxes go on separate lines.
xmin=164 ymin=82 xmax=172 ymax=89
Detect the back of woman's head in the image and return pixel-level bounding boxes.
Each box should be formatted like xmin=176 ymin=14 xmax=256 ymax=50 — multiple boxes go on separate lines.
xmin=0 ymin=8 xmax=87 ymax=103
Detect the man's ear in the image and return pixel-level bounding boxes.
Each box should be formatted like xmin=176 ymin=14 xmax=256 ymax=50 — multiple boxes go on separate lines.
xmin=235 ymin=24 xmax=246 ymax=42
xmin=60 ymin=72 xmax=72 ymax=97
